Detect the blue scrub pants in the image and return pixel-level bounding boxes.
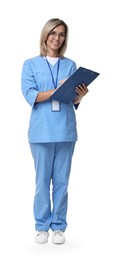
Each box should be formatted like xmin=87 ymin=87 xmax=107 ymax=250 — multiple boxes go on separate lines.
xmin=30 ymin=142 xmax=75 ymax=232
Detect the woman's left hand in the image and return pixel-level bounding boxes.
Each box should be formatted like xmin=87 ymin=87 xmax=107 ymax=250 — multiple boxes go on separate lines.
xmin=73 ymin=83 xmax=89 ymax=104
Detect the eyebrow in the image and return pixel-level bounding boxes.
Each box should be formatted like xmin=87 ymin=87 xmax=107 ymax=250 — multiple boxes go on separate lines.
xmin=51 ymin=29 xmax=65 ymax=33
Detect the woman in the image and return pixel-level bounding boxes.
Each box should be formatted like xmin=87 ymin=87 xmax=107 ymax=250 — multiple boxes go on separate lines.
xmin=21 ymin=18 xmax=88 ymax=244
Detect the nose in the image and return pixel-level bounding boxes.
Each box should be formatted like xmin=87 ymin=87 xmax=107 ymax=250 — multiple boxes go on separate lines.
xmin=54 ymin=33 xmax=59 ymax=40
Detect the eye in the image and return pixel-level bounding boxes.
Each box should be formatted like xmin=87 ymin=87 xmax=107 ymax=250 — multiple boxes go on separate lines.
xmin=48 ymin=31 xmax=56 ymax=36
xmin=48 ymin=31 xmax=65 ymax=38
xmin=59 ymin=33 xmax=65 ymax=38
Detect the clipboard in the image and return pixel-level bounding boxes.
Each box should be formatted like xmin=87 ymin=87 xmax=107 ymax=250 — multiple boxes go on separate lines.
xmin=49 ymin=67 xmax=100 ymax=104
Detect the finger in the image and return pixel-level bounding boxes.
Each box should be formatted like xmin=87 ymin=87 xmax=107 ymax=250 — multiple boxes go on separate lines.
xmin=78 ymin=84 xmax=84 ymax=90
xmin=75 ymin=88 xmax=83 ymax=95
xmin=76 ymin=85 xmax=86 ymax=92
xmin=75 ymin=86 xmax=88 ymax=96
xmin=82 ymin=84 xmax=89 ymax=92
xmin=76 ymin=86 xmax=85 ymax=93
xmin=82 ymin=83 xmax=86 ymax=88
xmin=75 ymin=86 xmax=81 ymax=92
xmin=79 ymin=84 xmax=88 ymax=90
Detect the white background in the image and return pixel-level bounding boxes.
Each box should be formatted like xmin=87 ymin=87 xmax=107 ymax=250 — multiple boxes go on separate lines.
xmin=0 ymin=0 xmax=116 ymax=259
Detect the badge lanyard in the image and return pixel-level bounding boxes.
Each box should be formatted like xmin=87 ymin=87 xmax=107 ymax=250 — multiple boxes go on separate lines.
xmin=46 ymin=57 xmax=60 ymax=111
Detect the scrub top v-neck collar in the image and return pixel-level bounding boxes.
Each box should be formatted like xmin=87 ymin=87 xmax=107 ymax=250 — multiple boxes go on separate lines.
xmin=46 ymin=56 xmax=59 ymax=66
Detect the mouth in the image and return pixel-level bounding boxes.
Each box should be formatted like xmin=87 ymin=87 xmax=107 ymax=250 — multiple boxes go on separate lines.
xmin=52 ymin=41 xmax=59 ymax=46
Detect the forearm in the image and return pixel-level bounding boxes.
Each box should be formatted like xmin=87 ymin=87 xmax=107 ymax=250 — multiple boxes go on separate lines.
xmin=35 ymin=90 xmax=55 ymax=103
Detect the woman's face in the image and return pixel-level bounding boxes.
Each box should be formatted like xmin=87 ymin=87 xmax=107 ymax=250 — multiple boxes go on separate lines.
xmin=46 ymin=25 xmax=65 ymax=55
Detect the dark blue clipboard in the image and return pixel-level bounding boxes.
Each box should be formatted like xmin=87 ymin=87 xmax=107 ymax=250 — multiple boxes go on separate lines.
xmin=49 ymin=67 xmax=100 ymax=104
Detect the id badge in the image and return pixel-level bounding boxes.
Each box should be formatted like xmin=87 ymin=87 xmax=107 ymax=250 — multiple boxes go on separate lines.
xmin=52 ymin=100 xmax=60 ymax=111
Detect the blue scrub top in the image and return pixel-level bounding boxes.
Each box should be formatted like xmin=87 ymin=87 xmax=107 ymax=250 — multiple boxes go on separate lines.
xmin=21 ymin=56 xmax=78 ymax=143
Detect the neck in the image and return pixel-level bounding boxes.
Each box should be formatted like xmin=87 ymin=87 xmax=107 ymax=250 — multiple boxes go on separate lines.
xmin=46 ymin=50 xmax=59 ymax=58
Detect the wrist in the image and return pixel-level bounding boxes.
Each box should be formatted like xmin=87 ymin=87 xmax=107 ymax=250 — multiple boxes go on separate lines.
xmin=73 ymin=96 xmax=82 ymax=104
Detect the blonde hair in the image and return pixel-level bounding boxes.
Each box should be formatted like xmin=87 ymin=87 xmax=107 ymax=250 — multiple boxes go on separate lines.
xmin=40 ymin=18 xmax=68 ymax=57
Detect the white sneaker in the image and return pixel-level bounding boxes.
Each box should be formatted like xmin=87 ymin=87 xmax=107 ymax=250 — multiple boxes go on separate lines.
xmin=52 ymin=230 xmax=65 ymax=244
xmin=35 ymin=231 xmax=49 ymax=244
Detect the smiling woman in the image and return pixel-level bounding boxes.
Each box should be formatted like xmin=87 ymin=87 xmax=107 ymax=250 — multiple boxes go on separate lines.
xmin=46 ymin=26 xmax=66 ymax=55
xmin=40 ymin=18 xmax=68 ymax=57
xmin=46 ymin=25 xmax=65 ymax=57
xmin=21 ymin=18 xmax=88 ymax=245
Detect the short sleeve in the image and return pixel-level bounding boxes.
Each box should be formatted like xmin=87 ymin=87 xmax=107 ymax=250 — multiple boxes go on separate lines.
xmin=21 ymin=60 xmax=39 ymax=107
